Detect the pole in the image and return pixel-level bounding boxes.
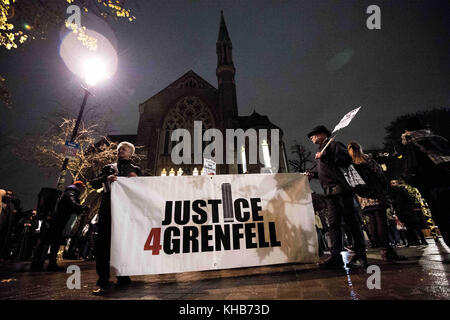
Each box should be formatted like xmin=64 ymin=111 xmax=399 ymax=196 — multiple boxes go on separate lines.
xmin=56 ymin=86 xmax=92 ymax=192
xmin=320 ymin=129 xmax=341 ymax=154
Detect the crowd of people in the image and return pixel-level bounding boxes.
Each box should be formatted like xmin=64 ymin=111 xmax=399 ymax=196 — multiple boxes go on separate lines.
xmin=314 ymin=179 xmax=436 ymax=257
xmin=0 ymin=119 xmax=448 ymax=295
xmin=308 ymin=118 xmax=449 ymax=269
xmin=0 ymin=187 xmax=98 ymax=264
xmin=0 ymin=190 xmax=39 ymax=261
xmin=0 ymin=142 xmax=141 ymax=296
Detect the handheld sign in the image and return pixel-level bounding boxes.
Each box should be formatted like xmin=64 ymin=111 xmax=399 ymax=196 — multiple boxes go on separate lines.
xmin=332 ymin=106 xmax=361 ymax=133
xmin=203 ymin=158 xmax=216 ymax=175
xmin=321 ymin=106 xmax=362 ymax=153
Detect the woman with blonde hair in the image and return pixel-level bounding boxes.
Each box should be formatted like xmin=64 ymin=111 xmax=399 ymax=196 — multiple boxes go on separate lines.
xmin=347 ymin=142 xmax=405 ymax=261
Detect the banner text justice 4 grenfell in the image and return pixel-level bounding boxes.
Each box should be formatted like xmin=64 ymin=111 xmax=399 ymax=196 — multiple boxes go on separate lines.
xmin=144 ymin=197 xmax=281 ymax=255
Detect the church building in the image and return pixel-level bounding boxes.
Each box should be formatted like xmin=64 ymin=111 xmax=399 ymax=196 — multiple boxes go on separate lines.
xmin=118 ymin=12 xmax=289 ymax=176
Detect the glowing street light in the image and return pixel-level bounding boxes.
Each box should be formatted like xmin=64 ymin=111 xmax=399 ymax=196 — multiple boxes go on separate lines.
xmin=83 ymin=57 xmax=109 ymax=87
xmin=56 ymin=28 xmax=118 ymax=192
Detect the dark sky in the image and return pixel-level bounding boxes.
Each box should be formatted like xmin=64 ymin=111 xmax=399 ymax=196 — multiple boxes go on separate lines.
xmin=0 ymin=0 xmax=449 ymax=209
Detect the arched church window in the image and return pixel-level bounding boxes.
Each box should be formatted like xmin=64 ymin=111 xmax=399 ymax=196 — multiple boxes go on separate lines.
xmin=162 ymin=96 xmax=215 ymax=154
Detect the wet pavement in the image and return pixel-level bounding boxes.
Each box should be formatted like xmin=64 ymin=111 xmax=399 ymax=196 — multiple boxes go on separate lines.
xmin=0 ymin=238 xmax=448 ymax=300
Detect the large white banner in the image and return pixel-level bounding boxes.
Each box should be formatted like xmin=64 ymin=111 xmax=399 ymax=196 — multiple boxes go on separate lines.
xmin=110 ymin=173 xmax=318 ymax=276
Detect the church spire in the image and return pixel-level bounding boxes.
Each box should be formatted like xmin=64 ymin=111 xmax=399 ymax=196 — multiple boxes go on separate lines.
xmin=216 ymin=11 xmax=238 ymax=174
xmin=218 ymin=10 xmax=231 ymax=43
xmin=216 ymin=11 xmax=238 ymax=126
xmin=216 ymin=10 xmax=235 ymax=71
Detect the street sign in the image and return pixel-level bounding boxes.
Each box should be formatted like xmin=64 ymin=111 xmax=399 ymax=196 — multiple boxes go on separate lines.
xmin=63 ymin=141 xmax=80 ymax=160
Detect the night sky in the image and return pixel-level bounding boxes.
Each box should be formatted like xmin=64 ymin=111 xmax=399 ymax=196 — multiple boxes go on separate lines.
xmin=0 ymin=0 xmax=449 ymax=209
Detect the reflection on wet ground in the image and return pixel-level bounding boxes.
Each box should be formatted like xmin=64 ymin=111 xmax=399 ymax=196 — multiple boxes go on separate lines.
xmin=0 ymin=238 xmax=448 ymax=300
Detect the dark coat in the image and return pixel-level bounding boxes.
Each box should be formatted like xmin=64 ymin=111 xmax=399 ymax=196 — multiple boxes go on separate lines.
xmin=353 ymin=157 xmax=390 ymax=205
xmin=53 ymin=185 xmax=85 ymax=225
xmin=403 ymin=130 xmax=450 ymax=192
xmin=91 ymin=159 xmax=142 ymax=218
xmin=389 ymin=185 xmax=421 ymax=225
xmin=311 ymin=139 xmax=352 ymax=190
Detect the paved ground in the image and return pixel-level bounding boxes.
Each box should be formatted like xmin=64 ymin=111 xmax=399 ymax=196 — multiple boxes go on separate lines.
xmin=0 ymin=238 xmax=449 ymax=300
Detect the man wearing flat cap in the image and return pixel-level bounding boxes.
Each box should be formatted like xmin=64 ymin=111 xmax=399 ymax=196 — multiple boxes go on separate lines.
xmin=307 ymin=125 xmax=367 ymax=269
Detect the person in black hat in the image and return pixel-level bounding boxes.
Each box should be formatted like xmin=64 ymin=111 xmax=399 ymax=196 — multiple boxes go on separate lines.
xmin=401 ymin=119 xmax=450 ymax=246
xmin=307 ymin=125 xmax=368 ymax=269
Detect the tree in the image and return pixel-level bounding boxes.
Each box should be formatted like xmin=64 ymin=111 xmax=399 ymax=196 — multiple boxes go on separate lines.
xmin=1 ymin=0 xmax=134 ymax=50
xmin=13 ymin=111 xmax=147 ymax=202
xmin=383 ymin=108 xmax=450 ymax=154
xmin=1 ymin=0 xmax=135 ymax=107
xmin=0 ymin=74 xmax=12 ymax=108
xmin=288 ymin=142 xmax=313 ymax=172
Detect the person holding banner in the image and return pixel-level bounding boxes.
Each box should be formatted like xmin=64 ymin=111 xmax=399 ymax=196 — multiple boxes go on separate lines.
xmin=401 ymin=119 xmax=450 ymax=247
xmin=91 ymin=142 xmax=141 ymax=295
xmin=307 ymin=125 xmax=367 ymax=269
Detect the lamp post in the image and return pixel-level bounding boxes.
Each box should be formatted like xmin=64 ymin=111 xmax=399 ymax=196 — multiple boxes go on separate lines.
xmin=55 ymin=56 xmax=109 ymax=193
xmin=55 ymin=85 xmax=92 ymax=192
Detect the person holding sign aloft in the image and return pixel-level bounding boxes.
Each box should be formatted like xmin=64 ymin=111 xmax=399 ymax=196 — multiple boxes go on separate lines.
xmin=307 ymin=125 xmax=368 ymax=269
xmin=91 ymin=142 xmax=141 ymax=295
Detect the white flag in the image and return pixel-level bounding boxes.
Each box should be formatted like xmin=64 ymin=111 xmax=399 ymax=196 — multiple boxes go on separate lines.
xmin=332 ymin=106 xmax=361 ymax=133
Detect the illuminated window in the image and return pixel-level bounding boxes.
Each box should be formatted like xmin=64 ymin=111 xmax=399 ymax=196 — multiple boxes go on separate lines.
xmin=261 ymin=139 xmax=271 ymax=168
xmin=240 ymin=145 xmax=247 ymax=173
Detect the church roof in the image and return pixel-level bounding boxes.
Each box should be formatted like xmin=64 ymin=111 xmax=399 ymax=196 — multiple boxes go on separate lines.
xmin=238 ymin=110 xmax=283 ymax=135
xmin=140 ymin=70 xmax=217 ymax=106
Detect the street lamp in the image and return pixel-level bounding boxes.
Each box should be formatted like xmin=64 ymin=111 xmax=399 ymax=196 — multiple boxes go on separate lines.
xmin=55 ymin=56 xmax=110 ymax=192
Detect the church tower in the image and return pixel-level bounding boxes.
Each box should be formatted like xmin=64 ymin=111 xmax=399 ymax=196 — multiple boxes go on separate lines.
xmin=131 ymin=11 xmax=288 ymax=176
xmin=216 ymin=11 xmax=238 ymax=129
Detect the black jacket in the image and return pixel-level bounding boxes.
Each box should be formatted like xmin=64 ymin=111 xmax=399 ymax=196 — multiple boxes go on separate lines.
xmin=353 ymin=157 xmax=390 ymax=203
xmin=311 ymin=139 xmax=352 ymax=189
xmin=403 ymin=133 xmax=450 ymax=192
xmin=389 ymin=185 xmax=421 ymax=225
xmin=54 ymin=185 xmax=85 ymax=224
xmin=91 ymin=159 xmax=141 ymax=217
xmin=92 ymin=160 xmax=142 ymax=190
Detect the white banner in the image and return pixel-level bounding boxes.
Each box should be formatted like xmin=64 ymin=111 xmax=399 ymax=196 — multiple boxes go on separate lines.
xmin=332 ymin=106 xmax=361 ymax=133
xmin=110 ymin=173 xmax=318 ymax=276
